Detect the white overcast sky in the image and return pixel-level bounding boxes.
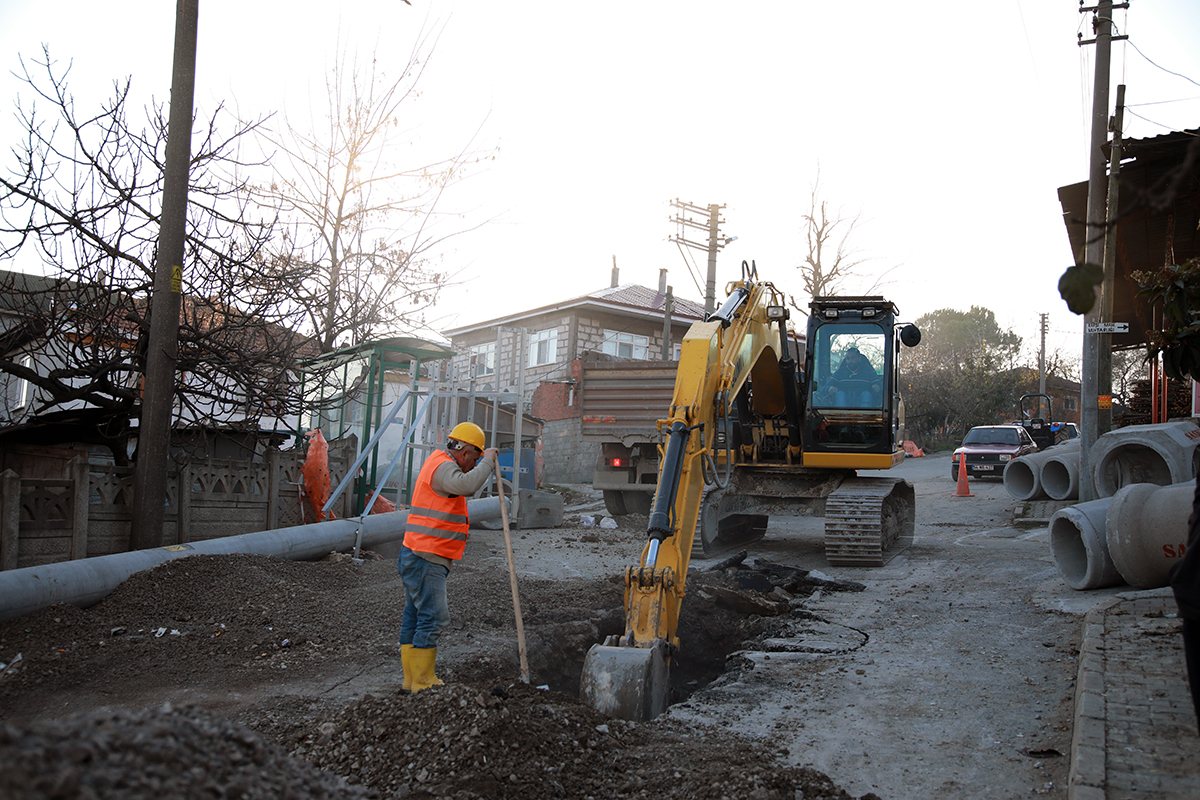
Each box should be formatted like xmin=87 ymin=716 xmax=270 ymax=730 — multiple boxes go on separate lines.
xmin=3 ymin=1 xmax=1200 ymax=363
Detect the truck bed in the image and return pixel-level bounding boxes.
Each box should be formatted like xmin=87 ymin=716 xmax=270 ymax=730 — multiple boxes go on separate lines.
xmin=579 ymin=359 xmax=678 ymax=447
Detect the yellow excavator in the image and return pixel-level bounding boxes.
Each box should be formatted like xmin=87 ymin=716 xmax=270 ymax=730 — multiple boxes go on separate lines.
xmin=579 ymin=261 xmax=922 ymax=721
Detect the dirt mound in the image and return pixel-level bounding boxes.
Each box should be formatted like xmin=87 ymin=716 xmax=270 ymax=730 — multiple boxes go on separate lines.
xmin=0 ymin=703 xmax=371 ymax=800
xmin=282 ymin=679 xmax=861 ymax=799
xmin=0 ymin=548 xmax=878 ymax=800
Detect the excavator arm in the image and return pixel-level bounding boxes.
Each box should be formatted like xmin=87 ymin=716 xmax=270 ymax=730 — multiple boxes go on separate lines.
xmin=580 ymin=264 xmax=793 ymax=720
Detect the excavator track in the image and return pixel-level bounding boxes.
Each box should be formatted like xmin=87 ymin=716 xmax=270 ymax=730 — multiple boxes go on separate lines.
xmin=823 ymin=477 xmax=915 ymax=566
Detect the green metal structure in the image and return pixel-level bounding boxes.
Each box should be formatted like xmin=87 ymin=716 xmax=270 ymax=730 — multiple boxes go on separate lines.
xmin=298 ymin=337 xmax=456 ymax=514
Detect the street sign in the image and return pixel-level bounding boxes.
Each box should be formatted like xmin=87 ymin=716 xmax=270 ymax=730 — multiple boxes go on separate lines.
xmin=1086 ymin=322 xmax=1130 ymax=334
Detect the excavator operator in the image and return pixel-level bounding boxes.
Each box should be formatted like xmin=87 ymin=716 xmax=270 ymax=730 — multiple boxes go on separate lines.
xmin=398 ymin=421 xmax=499 ymax=693
xmin=827 ymin=347 xmax=881 ymax=408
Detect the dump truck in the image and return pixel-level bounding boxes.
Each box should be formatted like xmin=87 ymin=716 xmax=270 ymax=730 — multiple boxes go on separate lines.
xmin=579 ymin=358 xmax=678 ymax=516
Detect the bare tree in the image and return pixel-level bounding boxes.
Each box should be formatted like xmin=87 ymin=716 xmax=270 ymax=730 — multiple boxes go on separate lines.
xmin=790 ymin=172 xmax=895 ymax=312
xmin=0 ymin=50 xmax=321 ymax=460
xmin=248 ymin=32 xmax=492 ymax=353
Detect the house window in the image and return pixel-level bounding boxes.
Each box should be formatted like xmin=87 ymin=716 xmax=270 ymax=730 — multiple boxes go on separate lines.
xmin=14 ymin=354 xmax=34 ymax=410
xmin=1064 ymin=396 xmax=1079 ymax=412
xmin=673 ymin=343 xmax=682 ymax=361
xmin=602 ymin=330 xmax=650 ymax=360
xmin=469 ymin=342 xmax=495 ymax=376
xmin=529 ymin=328 xmax=558 ymax=367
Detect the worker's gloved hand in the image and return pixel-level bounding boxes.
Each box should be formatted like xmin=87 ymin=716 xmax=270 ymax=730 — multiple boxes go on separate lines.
xmin=482 ymin=447 xmax=500 ymax=463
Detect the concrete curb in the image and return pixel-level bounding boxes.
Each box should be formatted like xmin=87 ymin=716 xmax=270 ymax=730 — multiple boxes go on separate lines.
xmin=1069 ymin=595 xmax=1120 ymax=800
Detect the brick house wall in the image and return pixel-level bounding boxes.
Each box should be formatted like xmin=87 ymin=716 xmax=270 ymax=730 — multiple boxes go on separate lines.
xmin=530 ymin=362 xmax=593 ymax=483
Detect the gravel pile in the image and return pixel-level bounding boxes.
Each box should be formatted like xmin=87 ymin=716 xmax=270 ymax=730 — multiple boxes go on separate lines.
xmin=0 ymin=703 xmax=372 ymax=800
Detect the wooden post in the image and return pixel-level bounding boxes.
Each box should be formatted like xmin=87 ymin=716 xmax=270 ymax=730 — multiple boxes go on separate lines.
xmin=178 ymin=459 xmax=192 ymax=544
xmin=265 ymin=448 xmax=280 ymax=531
xmin=0 ymin=470 xmax=19 ymax=571
xmin=70 ymin=457 xmax=89 ymax=561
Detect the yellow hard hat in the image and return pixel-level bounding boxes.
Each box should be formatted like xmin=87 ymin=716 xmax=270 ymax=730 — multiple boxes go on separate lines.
xmin=448 ymin=422 xmax=486 ymax=450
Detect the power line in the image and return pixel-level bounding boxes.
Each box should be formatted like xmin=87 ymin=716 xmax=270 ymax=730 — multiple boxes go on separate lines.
xmin=1127 ymin=38 xmax=1200 ymax=88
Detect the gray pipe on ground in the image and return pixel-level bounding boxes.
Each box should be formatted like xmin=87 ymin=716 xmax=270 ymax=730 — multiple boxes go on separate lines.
xmin=1105 ymin=481 xmax=1193 ymax=589
xmin=1004 ymin=440 xmax=1080 ymax=502
xmin=1090 ymin=420 xmax=1200 ymax=498
xmin=1041 ymin=442 xmax=1082 ymax=501
xmin=1049 ymin=497 xmax=1123 ymax=591
xmin=0 ymin=497 xmax=505 ymax=623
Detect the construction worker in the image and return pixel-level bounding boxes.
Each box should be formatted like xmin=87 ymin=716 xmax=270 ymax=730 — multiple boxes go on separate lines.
xmin=399 ymin=421 xmax=499 ymax=692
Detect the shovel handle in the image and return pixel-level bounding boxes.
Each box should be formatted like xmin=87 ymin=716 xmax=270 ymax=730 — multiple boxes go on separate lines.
xmin=495 ymin=461 xmax=530 ymax=683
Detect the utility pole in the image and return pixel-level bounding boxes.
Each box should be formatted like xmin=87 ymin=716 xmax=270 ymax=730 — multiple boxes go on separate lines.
xmin=1077 ymin=0 xmax=1126 ymax=502
xmin=1038 ymin=313 xmax=1048 ymax=396
xmin=1100 ymin=84 xmax=1126 ymax=435
xmin=669 ymin=199 xmax=731 ymax=314
xmin=130 ymin=0 xmax=198 ymax=549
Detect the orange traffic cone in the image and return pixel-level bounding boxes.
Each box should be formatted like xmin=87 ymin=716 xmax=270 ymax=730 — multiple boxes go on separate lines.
xmin=954 ymin=454 xmax=973 ymax=497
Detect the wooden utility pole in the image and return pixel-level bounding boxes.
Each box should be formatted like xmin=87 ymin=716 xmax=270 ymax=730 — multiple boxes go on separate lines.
xmin=1099 ymin=84 xmax=1126 ymax=435
xmin=1038 ymin=313 xmax=1048 ymax=396
xmin=130 ymin=0 xmax=198 ymax=549
xmin=669 ymin=199 xmax=730 ymax=314
xmin=1077 ymin=0 xmax=1127 ymax=502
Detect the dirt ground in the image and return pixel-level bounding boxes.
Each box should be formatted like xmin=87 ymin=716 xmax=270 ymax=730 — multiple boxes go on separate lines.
xmin=0 ymin=453 xmax=1117 ymax=799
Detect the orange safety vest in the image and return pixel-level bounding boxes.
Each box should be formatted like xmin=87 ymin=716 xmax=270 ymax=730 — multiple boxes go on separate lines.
xmin=403 ymin=450 xmax=470 ymax=559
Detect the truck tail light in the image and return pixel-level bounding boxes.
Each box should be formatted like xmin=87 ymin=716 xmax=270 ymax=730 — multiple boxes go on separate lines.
xmin=608 ymin=457 xmax=625 ymax=467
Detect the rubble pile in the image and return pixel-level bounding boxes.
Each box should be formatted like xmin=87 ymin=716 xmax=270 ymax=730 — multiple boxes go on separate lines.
xmin=272 ymin=680 xmax=862 ymax=800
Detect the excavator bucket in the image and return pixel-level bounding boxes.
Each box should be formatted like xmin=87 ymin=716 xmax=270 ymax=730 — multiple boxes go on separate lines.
xmin=579 ymin=640 xmax=670 ymax=721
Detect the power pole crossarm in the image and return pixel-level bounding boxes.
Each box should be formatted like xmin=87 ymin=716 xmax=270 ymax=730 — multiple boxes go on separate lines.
xmin=668 ymin=199 xmax=728 ymax=314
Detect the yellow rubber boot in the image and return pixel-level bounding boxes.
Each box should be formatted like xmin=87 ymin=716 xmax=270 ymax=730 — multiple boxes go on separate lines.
xmin=410 ymin=646 xmax=444 ymax=693
xmin=400 ymin=644 xmax=414 ymax=693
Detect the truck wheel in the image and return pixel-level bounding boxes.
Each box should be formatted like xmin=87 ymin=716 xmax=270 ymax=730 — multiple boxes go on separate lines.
xmin=622 ymin=491 xmax=653 ymax=516
xmin=602 ymin=490 xmax=628 ymax=516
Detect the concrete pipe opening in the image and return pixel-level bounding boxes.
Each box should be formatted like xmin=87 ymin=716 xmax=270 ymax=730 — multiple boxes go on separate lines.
xmin=1094 ymin=444 xmax=1172 ymax=497
xmin=1049 ymin=500 xmax=1122 ymax=591
xmin=1003 ymin=458 xmax=1041 ymax=501
xmin=1041 ymin=455 xmax=1078 ymax=501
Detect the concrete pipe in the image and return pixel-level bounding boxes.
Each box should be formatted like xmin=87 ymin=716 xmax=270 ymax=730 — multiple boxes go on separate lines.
xmin=1049 ymin=497 xmax=1123 ymax=591
xmin=1004 ymin=440 xmax=1080 ymax=501
xmin=1041 ymin=440 xmax=1083 ymax=501
xmin=1091 ymin=419 xmax=1200 ymax=498
xmin=0 ymin=497 xmax=505 ymax=623
xmin=1105 ymin=481 xmax=1194 ymax=590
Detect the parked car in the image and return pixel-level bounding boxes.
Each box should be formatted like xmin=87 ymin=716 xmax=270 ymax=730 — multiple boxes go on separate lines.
xmin=951 ymin=424 xmax=1039 ymax=480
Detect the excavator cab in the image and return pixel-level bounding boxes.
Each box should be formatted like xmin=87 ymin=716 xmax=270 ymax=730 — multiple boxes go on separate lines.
xmin=803 ymin=297 xmax=915 ymax=467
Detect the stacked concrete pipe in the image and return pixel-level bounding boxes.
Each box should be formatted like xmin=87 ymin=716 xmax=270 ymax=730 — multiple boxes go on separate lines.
xmin=1105 ymin=481 xmax=1194 ymax=589
xmin=1040 ymin=440 xmax=1083 ymax=501
xmin=0 ymin=497 xmax=505 ymax=623
xmin=1049 ymin=497 xmax=1122 ymax=590
xmin=1003 ymin=439 xmax=1080 ymax=501
xmin=1090 ymin=419 xmax=1200 ymax=498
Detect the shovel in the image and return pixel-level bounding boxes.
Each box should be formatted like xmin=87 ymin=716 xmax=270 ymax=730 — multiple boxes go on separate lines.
xmin=494 ymin=461 xmax=530 ymax=683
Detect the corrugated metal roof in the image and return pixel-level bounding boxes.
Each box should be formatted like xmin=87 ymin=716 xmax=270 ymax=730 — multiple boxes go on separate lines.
xmin=1057 ymin=128 xmax=1200 ymax=350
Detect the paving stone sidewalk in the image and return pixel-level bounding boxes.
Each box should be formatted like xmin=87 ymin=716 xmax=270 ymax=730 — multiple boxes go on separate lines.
xmin=1069 ymin=588 xmax=1200 ymax=799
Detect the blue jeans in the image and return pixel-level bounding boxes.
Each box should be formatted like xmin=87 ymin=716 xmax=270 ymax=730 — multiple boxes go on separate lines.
xmin=398 ymin=546 xmax=450 ymax=648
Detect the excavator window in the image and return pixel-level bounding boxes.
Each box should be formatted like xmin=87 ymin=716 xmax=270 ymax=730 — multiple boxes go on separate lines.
xmin=810 ymin=327 xmax=886 ymax=410
xmin=805 ymin=322 xmax=890 ymax=451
